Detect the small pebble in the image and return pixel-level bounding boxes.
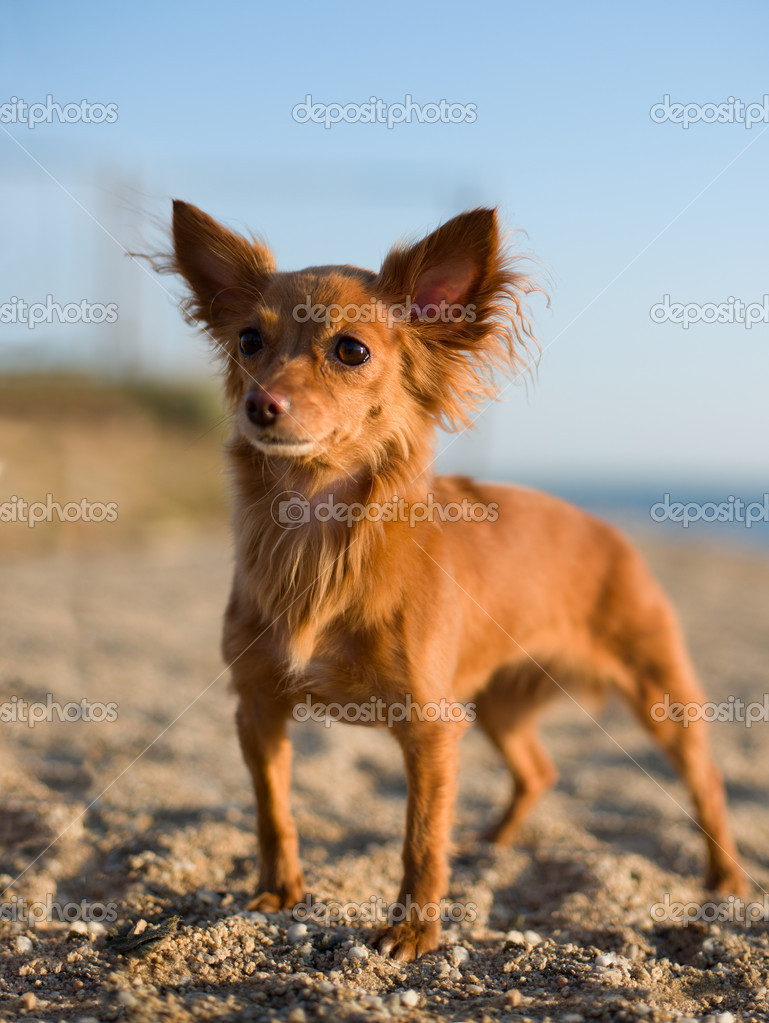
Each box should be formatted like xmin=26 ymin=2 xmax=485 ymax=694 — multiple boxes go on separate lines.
xmin=506 ymin=929 xmax=526 ymax=944
xmin=347 ymin=944 xmax=369 ymax=961
xmin=286 ymin=923 xmax=309 ymax=944
xmin=716 ymin=1014 xmax=735 ymax=1023
xmin=400 ymin=989 xmax=420 ymax=1007
xmin=523 ymin=930 xmax=542 ymax=946
xmin=562 ymin=1015 xmax=583 ymax=1023
xmin=448 ymin=945 xmax=470 ymax=966
xmin=14 ymin=936 xmax=33 ymax=953
xmin=69 ymin=920 xmax=89 ymax=936
xmin=362 ymin=995 xmax=385 ymax=1009
xmin=244 ymin=910 xmax=267 ymax=926
xmin=288 ymin=1010 xmax=307 ymax=1023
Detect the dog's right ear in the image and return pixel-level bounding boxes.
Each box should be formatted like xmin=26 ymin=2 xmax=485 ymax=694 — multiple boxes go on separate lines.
xmin=170 ymin=200 xmax=275 ymax=330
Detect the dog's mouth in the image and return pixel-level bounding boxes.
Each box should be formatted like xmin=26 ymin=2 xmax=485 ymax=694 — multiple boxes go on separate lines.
xmin=247 ymin=434 xmax=323 ymax=458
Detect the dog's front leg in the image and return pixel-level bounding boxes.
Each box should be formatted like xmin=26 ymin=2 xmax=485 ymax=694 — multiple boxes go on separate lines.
xmin=236 ymin=694 xmax=305 ymax=912
xmin=371 ymin=718 xmax=461 ymax=961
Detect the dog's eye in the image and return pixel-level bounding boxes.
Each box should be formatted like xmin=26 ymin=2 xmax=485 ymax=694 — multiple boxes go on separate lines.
xmin=335 ymin=336 xmax=370 ymax=366
xmin=239 ymin=329 xmax=263 ymax=357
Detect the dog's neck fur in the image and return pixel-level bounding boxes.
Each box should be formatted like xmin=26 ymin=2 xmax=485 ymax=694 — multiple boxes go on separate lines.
xmin=227 ymin=426 xmax=435 ymax=675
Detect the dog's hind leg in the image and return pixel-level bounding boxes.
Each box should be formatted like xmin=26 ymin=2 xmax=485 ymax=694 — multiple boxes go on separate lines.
xmin=614 ymin=641 xmax=746 ymax=894
xmin=475 ymin=691 xmax=557 ymax=844
xmin=601 ymin=556 xmax=746 ymax=895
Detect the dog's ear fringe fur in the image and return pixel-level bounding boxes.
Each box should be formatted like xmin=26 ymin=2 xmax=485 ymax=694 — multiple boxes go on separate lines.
xmin=129 ymin=245 xmax=243 ymax=379
xmin=132 ymin=201 xmax=274 ymax=341
xmin=378 ymin=209 xmax=549 ymax=432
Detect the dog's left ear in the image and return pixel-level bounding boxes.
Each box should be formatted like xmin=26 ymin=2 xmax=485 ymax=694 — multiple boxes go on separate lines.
xmin=378 ymin=207 xmax=499 ymax=322
xmin=376 ymin=208 xmax=542 ymax=427
xmin=170 ymin=200 xmax=275 ymax=332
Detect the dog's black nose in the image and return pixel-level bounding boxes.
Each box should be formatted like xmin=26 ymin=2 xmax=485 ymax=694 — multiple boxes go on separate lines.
xmin=244 ymin=389 xmax=291 ymax=427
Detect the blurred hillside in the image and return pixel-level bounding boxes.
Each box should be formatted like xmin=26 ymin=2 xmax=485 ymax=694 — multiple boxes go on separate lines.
xmin=0 ymin=375 xmax=230 ymax=556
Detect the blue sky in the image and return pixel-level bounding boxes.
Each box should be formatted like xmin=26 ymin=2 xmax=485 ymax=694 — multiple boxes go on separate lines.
xmin=1 ymin=0 xmax=768 ymax=487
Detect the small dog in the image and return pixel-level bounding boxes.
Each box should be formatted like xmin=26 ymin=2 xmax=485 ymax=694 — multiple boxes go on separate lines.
xmin=166 ymin=201 xmax=744 ymax=960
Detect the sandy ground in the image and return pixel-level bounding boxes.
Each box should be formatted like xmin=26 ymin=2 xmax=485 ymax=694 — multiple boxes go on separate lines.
xmin=1 ymin=531 xmax=768 ymax=1023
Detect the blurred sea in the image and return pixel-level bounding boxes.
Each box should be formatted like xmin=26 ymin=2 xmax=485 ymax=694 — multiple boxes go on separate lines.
xmin=540 ymin=481 xmax=769 ymax=551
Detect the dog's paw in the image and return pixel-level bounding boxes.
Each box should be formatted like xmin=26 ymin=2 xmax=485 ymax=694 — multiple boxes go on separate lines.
xmin=706 ymin=863 xmax=748 ymax=898
xmin=246 ymin=879 xmax=306 ymax=913
xmin=369 ymin=920 xmax=439 ymax=962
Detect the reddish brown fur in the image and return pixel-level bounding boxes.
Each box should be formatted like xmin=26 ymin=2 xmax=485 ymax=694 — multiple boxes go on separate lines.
xmin=166 ymin=201 xmax=745 ymax=961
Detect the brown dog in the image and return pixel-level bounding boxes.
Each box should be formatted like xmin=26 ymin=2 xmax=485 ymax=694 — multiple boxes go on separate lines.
xmin=167 ymin=200 xmax=744 ymax=961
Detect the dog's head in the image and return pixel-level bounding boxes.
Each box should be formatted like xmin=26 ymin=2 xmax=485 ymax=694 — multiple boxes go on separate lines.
xmin=169 ymin=201 xmax=541 ymax=473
